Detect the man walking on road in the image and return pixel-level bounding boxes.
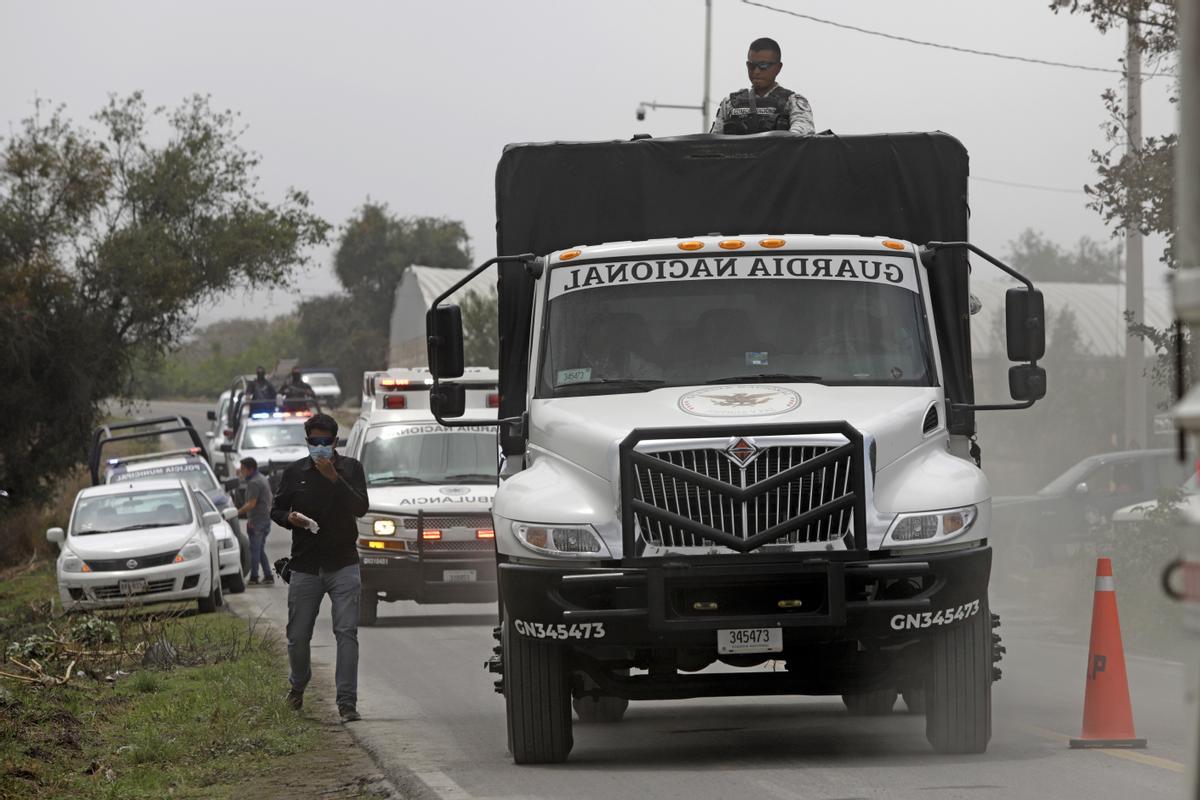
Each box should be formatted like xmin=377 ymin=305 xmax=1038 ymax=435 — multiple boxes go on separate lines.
xmin=237 ymin=456 xmax=274 ymax=585
xmin=270 ymin=413 xmax=369 ymax=723
xmin=710 ymin=37 xmax=814 ymax=135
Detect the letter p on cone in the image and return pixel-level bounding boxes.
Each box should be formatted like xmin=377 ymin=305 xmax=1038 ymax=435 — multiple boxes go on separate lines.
xmin=1070 ymin=557 xmax=1146 ymax=749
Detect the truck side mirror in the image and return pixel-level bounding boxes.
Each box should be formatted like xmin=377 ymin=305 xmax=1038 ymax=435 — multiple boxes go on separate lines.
xmin=427 ymin=304 xmax=465 ymax=379
xmin=431 ymin=382 xmax=467 ymax=419
xmin=1009 ymin=364 xmax=1047 ymax=402
xmin=1005 ymin=288 xmax=1045 ymax=362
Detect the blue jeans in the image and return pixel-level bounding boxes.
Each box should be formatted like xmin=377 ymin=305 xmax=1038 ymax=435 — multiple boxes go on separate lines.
xmin=247 ymin=521 xmax=272 ymax=580
xmin=286 ymin=563 xmax=360 ymax=709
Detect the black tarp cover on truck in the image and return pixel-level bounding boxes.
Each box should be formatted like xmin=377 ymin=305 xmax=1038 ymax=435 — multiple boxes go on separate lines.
xmin=494 ymin=132 xmax=975 ymax=455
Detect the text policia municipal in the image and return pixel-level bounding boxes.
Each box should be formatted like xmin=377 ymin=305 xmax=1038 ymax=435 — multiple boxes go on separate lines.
xmin=548 ymin=255 xmax=917 ymax=299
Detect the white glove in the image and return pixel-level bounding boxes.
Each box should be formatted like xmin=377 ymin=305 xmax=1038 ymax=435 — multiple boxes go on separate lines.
xmin=292 ymin=512 xmax=320 ymax=534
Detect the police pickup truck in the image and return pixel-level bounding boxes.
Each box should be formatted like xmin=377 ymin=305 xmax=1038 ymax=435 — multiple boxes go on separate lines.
xmin=346 ymin=368 xmax=499 ymax=625
xmin=424 ymin=133 xmax=1047 ymax=763
xmin=218 ymin=377 xmax=321 ymax=495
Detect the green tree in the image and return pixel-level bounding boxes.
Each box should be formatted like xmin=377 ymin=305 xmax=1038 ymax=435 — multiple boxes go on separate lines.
xmin=298 ymin=204 xmax=474 ymax=384
xmin=1005 ymin=228 xmax=1122 ymax=283
xmin=0 ymin=94 xmax=329 ymax=507
xmin=461 ymin=287 xmax=499 ymax=368
xmin=1052 ymin=1 xmax=1182 ymax=395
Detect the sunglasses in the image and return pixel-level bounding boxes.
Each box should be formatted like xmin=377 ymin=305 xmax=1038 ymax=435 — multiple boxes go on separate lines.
xmin=306 ymin=436 xmax=336 ymax=446
xmin=746 ymin=60 xmax=779 ymax=71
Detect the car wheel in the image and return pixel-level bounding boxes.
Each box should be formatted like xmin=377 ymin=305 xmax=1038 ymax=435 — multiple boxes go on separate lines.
xmin=225 ymin=570 xmax=246 ymax=594
xmin=197 ymin=569 xmax=222 ymax=614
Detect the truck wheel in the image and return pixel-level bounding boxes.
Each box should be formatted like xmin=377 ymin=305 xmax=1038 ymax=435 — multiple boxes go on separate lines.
xmin=842 ymin=689 xmax=898 ymax=715
xmin=925 ymin=598 xmax=992 ymax=754
xmin=503 ymin=618 xmax=573 ymax=763
xmin=573 ymin=695 xmax=629 ymax=723
xmin=359 ymin=589 xmax=378 ymax=627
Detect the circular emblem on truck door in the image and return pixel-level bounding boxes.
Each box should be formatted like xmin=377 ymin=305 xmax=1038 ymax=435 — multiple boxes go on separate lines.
xmin=677 ymin=385 xmax=801 ymax=417
xmin=439 ymin=486 xmax=471 ymax=496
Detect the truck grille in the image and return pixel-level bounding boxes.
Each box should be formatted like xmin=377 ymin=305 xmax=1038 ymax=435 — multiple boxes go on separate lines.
xmin=632 ymin=444 xmax=856 ymax=550
xmin=403 ymin=514 xmax=494 ymax=531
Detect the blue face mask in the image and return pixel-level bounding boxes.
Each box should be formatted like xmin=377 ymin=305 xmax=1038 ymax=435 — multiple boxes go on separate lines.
xmin=308 ymin=444 xmax=334 ymax=461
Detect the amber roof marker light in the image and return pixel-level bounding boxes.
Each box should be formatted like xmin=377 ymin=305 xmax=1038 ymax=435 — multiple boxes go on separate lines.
xmin=759 ymin=238 xmax=787 ymax=248
xmin=718 ymin=239 xmax=745 ymax=250
xmin=678 ymin=240 xmax=704 ymax=251
xmin=882 ymin=240 xmax=906 ymax=251
xmin=559 ymin=249 xmax=582 ymax=261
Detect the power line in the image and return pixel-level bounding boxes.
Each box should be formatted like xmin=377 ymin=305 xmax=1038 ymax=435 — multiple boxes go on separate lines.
xmin=971 ymin=175 xmax=1088 ymax=195
xmin=741 ymin=0 xmax=1174 ymax=77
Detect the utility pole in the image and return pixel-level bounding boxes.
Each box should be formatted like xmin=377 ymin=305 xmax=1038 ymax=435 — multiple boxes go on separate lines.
xmin=1124 ymin=2 xmax=1147 ymax=449
xmin=636 ymin=0 xmax=713 ymax=132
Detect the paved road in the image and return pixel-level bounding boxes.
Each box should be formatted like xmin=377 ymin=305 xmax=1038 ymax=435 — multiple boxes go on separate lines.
xmin=227 ymin=533 xmax=1193 ymax=800
xmin=143 ymin=399 xmax=1193 ymax=798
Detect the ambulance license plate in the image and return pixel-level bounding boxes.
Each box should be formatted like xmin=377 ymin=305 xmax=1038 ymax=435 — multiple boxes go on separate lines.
xmin=717 ymin=627 xmax=782 ymax=655
xmin=361 ymin=557 xmax=388 ymax=566
xmin=119 ymin=579 xmax=148 ymax=595
xmin=443 ymin=570 xmax=477 ymax=583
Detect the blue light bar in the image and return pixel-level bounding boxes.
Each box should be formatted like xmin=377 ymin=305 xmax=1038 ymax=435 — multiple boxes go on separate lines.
xmin=250 ymin=412 xmax=270 ymax=419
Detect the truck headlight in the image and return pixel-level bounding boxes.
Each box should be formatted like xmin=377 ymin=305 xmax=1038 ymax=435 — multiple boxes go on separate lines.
xmin=373 ymin=518 xmax=396 ymax=536
xmin=174 ymin=537 xmax=205 ymax=563
xmin=512 ymin=523 xmax=612 ymax=558
xmin=885 ymin=506 xmax=977 ymax=545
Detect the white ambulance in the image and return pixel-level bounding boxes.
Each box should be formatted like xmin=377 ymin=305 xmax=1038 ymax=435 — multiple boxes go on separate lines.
xmin=346 ymin=367 xmax=500 ymax=624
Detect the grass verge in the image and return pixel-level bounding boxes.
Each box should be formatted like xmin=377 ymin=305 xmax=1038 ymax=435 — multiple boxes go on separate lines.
xmin=0 ymin=566 xmax=332 ymax=800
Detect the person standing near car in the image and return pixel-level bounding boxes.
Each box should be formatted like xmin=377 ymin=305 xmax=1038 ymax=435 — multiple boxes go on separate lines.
xmin=237 ymin=457 xmax=274 ymax=585
xmin=278 ymin=367 xmax=316 ymax=401
xmin=270 ymin=413 xmax=368 ymax=723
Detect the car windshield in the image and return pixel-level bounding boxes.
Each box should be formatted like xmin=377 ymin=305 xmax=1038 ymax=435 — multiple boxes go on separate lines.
xmin=115 ymin=463 xmax=217 ymax=493
xmin=72 ymin=488 xmax=192 ymax=535
xmin=1037 ymin=458 xmax=1106 ymax=496
xmin=242 ymin=423 xmax=308 ymax=450
xmin=537 ymin=252 xmax=934 ymax=397
xmin=363 ymin=425 xmax=498 ymax=486
xmin=304 ymin=374 xmax=339 ymax=388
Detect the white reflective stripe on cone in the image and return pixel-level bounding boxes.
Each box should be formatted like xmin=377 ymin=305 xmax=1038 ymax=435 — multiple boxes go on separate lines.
xmin=1095 ymin=575 xmax=1116 ymax=592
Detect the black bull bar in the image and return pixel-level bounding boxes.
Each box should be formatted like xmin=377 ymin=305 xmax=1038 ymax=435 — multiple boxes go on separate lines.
xmin=619 ymin=421 xmax=869 ymax=557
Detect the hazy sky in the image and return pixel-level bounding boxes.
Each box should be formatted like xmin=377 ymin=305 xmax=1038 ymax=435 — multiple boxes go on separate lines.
xmin=0 ymin=1 xmax=1178 ymax=325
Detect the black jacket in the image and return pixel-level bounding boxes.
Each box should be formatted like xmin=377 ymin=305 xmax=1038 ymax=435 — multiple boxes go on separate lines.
xmin=270 ymin=453 xmax=369 ymax=573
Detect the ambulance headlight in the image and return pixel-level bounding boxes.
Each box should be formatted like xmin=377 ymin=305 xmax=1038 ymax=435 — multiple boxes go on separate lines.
xmin=512 ymin=523 xmax=612 ymax=558
xmin=885 ymin=506 xmax=977 ymax=545
xmin=373 ymin=518 xmax=396 ymax=536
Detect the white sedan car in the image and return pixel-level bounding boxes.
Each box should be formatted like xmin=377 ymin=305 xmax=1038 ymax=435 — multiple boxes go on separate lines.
xmin=47 ymin=479 xmax=229 ymax=613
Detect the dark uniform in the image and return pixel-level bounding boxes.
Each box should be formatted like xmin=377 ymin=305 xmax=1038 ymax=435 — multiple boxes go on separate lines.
xmin=711 ymin=84 xmax=814 ymax=135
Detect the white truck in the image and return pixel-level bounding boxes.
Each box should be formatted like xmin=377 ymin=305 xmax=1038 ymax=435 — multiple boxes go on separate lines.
xmin=425 ymin=133 xmax=1046 ymax=763
xmin=347 ymin=367 xmax=500 ymax=624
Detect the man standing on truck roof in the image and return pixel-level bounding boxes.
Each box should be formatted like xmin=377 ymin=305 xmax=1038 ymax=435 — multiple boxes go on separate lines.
xmin=710 ymin=37 xmax=814 ymax=136
xmin=278 ymin=367 xmax=315 ymax=401
xmin=248 ymin=367 xmax=277 ymax=402
xmin=271 ymin=413 xmax=369 ymax=723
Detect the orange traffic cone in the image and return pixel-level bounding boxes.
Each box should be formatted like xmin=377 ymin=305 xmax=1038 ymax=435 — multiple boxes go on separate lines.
xmin=1069 ymin=557 xmax=1147 ymax=749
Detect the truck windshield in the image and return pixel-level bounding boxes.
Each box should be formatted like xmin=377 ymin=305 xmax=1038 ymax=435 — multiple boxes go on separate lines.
xmin=363 ymin=425 xmax=498 ymax=486
xmin=538 ymin=253 xmax=935 ymax=396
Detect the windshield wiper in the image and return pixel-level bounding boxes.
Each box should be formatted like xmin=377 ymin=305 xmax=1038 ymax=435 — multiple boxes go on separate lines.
xmin=369 ymin=476 xmax=433 ymax=486
xmin=555 ymin=379 xmax=666 ymax=394
xmin=86 ymin=523 xmax=173 ymax=534
xmin=705 ymin=373 xmax=825 ymax=385
xmin=442 ymin=473 xmax=498 ymax=483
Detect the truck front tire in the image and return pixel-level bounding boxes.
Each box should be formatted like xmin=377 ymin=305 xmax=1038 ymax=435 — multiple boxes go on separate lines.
xmin=925 ymin=597 xmax=992 ymax=754
xmin=503 ymin=618 xmax=573 ymax=763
